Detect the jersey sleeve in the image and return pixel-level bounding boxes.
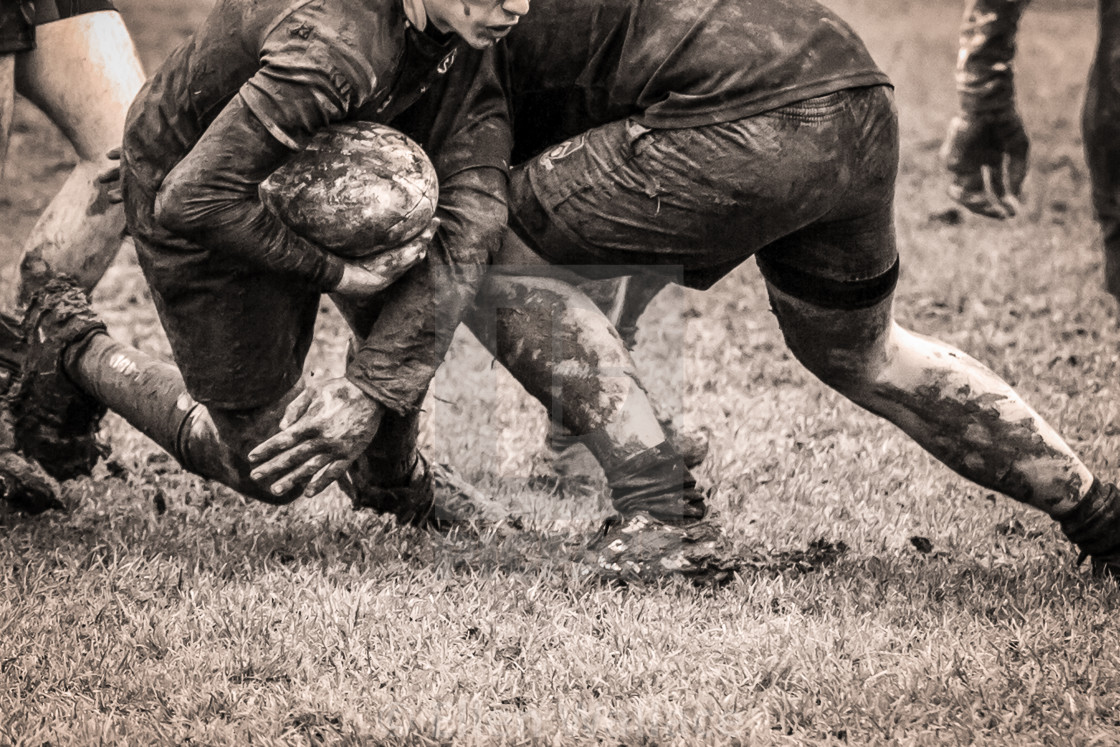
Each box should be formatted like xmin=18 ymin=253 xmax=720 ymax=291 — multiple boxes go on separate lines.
xmin=152 ymin=7 xmax=386 ymax=290
xmin=956 ymin=0 xmax=1032 ymax=113
xmin=240 ymin=5 xmax=381 ymax=148
xmin=345 ymin=47 xmax=513 ymax=413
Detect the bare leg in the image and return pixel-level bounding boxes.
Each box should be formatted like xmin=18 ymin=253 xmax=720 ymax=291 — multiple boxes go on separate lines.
xmin=472 ymin=270 xmax=666 ymax=455
xmin=766 ymin=283 xmax=1094 ymax=515
xmin=469 ymin=234 xmax=706 ymax=522
xmin=1 ymin=11 xmax=145 ymax=310
xmin=0 ymin=54 xmax=14 ymax=175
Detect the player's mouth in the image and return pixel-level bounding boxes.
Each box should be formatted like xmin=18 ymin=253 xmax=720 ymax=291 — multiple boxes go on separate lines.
xmin=485 ymin=22 xmax=517 ymax=39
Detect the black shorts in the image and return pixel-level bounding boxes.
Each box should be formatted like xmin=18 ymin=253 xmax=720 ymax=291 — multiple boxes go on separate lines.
xmin=510 ymin=85 xmax=900 ymax=304
xmin=0 ymin=0 xmax=117 ymax=54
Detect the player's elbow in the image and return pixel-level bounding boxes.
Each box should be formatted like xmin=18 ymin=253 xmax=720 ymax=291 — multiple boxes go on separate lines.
xmin=153 ymin=177 xmax=204 ymax=235
xmin=474 ymin=215 xmax=507 ymax=263
xmin=153 ymin=174 xmax=235 ymax=236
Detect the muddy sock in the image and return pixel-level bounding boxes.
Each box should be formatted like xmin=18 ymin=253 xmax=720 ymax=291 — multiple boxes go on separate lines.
xmin=590 ymin=438 xmax=707 ymax=524
xmin=66 ymin=332 xmax=197 ymax=459
xmin=1059 ymin=479 xmax=1120 ymax=558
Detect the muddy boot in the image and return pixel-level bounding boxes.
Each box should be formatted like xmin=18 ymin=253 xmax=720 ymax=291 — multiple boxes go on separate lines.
xmin=9 ymin=277 xmax=108 ymax=481
xmin=0 ymin=309 xmax=66 ymax=513
xmin=0 ymin=405 xmax=64 ymax=514
xmin=584 ymin=510 xmax=741 ymax=585
xmin=1060 ymin=479 xmax=1120 ymax=577
xmin=346 ymin=452 xmax=516 ymax=531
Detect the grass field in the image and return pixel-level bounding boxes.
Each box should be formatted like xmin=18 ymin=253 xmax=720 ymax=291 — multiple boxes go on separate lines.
xmin=3 ymin=0 xmax=1120 ymax=744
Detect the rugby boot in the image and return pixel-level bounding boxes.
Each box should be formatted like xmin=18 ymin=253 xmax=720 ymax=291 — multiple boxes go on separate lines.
xmin=8 ymin=277 xmax=108 ymax=481
xmin=0 ymin=403 xmax=64 ymax=514
xmin=584 ymin=509 xmax=741 ymax=585
xmin=0 ymin=308 xmax=66 ymax=513
xmin=1060 ymin=479 xmax=1120 ymax=578
xmin=346 ymin=451 xmax=517 ymax=531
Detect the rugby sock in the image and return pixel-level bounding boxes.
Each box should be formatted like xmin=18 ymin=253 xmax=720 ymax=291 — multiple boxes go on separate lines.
xmin=64 ymin=331 xmax=246 ymax=489
xmin=584 ymin=435 xmax=707 ymax=524
xmin=1059 ymin=479 xmax=1120 ymax=562
xmin=65 ymin=332 xmax=291 ymax=501
xmin=65 ymin=332 xmax=196 ymax=459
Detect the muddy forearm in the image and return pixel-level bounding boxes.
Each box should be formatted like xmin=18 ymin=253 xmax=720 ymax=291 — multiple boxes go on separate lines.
xmin=957 ymin=0 xmax=1032 ymax=113
xmin=345 ymin=166 xmax=507 ymax=414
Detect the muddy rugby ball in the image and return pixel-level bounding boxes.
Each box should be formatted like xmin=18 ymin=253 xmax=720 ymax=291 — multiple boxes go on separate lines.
xmin=260 ymin=122 xmax=438 ymax=259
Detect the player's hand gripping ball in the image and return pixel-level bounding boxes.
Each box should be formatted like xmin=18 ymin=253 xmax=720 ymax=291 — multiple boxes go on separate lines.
xmin=259 ymin=122 xmax=438 ymax=258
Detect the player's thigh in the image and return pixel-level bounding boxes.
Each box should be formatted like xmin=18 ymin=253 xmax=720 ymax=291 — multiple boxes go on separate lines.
xmin=207 ymin=382 xmax=306 ymax=467
xmin=133 ymin=235 xmax=321 ymax=412
xmin=764 ymin=277 xmax=896 ymax=387
xmin=15 ymin=8 xmax=144 ymax=159
xmin=753 ymin=86 xmax=900 ymax=371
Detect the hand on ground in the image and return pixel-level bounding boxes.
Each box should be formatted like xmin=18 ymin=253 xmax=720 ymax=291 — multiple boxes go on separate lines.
xmin=247 ymin=378 xmax=385 ymax=498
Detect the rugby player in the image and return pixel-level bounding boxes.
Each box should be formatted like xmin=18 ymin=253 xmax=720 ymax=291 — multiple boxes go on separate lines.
xmin=942 ymin=0 xmax=1120 ymax=298
xmin=390 ymin=0 xmax=1118 ymax=581
xmin=1 ymin=0 xmax=527 ymax=522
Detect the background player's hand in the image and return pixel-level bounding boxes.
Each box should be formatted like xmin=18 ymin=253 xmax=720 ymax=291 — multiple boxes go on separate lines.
xmin=332 ymin=218 xmax=439 ymax=297
xmin=941 ymin=109 xmax=1029 ymax=219
xmin=246 ymin=377 xmax=385 ymax=498
xmin=97 ymin=147 xmax=124 ymax=204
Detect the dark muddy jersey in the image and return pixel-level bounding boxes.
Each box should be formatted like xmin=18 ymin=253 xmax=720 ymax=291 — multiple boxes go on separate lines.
xmin=504 ymin=0 xmax=891 ymax=161
xmin=124 ymin=0 xmax=501 ymax=288
xmin=122 ymin=0 xmax=511 ymax=413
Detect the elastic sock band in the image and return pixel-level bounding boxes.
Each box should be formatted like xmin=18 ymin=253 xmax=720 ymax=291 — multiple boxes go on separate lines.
xmin=759 ymin=257 xmax=900 ymax=310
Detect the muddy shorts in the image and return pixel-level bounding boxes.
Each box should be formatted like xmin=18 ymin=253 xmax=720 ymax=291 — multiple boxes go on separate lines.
xmin=0 ymin=0 xmax=117 ymax=53
xmin=0 ymin=2 xmax=35 ymax=53
xmin=121 ymin=158 xmax=319 ymax=411
xmin=510 ymin=84 xmax=901 ymax=307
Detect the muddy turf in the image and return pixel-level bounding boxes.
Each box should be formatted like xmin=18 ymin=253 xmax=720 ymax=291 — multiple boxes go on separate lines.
xmin=4 ymin=0 xmax=1120 ymax=744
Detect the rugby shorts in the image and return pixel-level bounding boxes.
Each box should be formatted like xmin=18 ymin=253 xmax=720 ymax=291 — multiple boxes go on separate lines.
xmin=1 ymin=0 xmax=117 ymax=54
xmin=509 ymin=84 xmax=900 ymax=308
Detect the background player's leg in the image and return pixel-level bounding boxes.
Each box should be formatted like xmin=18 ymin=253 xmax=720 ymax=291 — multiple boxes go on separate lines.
xmin=2 ymin=11 xmax=145 ymax=310
xmin=0 ymin=55 xmax=14 ymax=174
xmin=1084 ymin=0 xmax=1120 ymax=300
xmin=766 ymin=282 xmax=1095 ymax=516
xmin=577 ymin=275 xmax=671 ymax=350
xmin=469 ymin=265 xmax=708 ymax=524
